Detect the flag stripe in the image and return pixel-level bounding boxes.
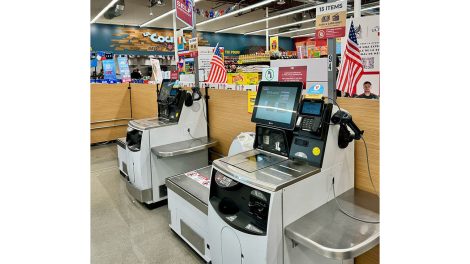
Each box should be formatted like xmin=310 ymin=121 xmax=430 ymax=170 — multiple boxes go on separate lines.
xmin=207 ymin=45 xmax=226 ymax=84
xmin=336 ymin=21 xmax=364 ymax=96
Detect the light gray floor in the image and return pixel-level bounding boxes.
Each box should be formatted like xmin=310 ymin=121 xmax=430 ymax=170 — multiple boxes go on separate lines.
xmin=91 ymin=143 xmax=206 ymax=264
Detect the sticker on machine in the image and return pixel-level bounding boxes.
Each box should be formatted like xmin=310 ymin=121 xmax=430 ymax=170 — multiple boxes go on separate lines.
xmin=184 ymin=170 xmax=210 ymax=188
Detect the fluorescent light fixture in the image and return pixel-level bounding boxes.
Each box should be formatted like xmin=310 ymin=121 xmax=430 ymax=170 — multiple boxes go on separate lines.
xmin=233 ymin=3 xmax=380 ymax=34
xmin=245 ymin=18 xmax=316 ymax=35
xmin=216 ymin=4 xmax=317 ymax=33
xmin=141 ymin=9 xmax=175 ymax=27
xmin=197 ymin=0 xmax=276 ymax=27
xmin=272 ymin=26 xmax=316 ymax=36
xmin=290 ymin=32 xmax=316 ymax=38
xmin=347 ymin=4 xmax=380 ymax=14
xmin=90 ymin=0 xmax=120 ymax=24
xmin=140 ymin=0 xmax=203 ymax=28
xmin=361 ymin=5 xmax=380 ymax=12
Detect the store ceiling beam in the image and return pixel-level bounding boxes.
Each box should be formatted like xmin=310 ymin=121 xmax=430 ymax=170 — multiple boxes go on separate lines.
xmin=140 ymin=0 xmax=204 ymax=28
xmin=245 ymin=18 xmax=316 ymax=35
xmin=196 ymin=0 xmax=277 ymax=27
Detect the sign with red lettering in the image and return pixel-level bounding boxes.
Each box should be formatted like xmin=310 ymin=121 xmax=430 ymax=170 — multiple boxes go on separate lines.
xmin=315 ymin=0 xmax=347 ymax=39
xmin=279 ymin=66 xmax=307 ymax=88
xmin=175 ymin=0 xmax=194 ymax=28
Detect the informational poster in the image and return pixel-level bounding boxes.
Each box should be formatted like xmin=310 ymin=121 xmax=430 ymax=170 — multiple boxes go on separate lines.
xmin=150 ymin=58 xmax=163 ymax=84
xmin=341 ymin=15 xmax=380 ymax=95
xmin=279 ymin=66 xmax=307 ymax=88
xmin=261 ymin=67 xmax=279 ymax=81
xmin=117 ymin=57 xmax=131 ymax=83
xmin=270 ymin=36 xmax=279 ymax=52
xmin=315 ymin=0 xmax=347 ymax=39
xmin=102 ymin=59 xmax=117 ymax=81
xmin=247 ymin=91 xmax=257 ymax=114
xmin=175 ymin=0 xmax=194 ymax=28
xmin=198 ymin=46 xmax=224 ymax=82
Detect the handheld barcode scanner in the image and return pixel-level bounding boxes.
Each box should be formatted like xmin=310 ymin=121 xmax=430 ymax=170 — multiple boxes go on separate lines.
xmin=331 ymin=110 xmax=364 ymax=148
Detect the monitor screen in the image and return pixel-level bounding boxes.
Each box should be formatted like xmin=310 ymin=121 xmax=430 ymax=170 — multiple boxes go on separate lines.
xmin=158 ymin=80 xmax=174 ymax=101
xmin=301 ymin=101 xmax=322 ymax=116
xmin=251 ymin=82 xmax=302 ymax=129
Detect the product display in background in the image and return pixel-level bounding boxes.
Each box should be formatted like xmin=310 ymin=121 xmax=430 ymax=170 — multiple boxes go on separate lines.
xmin=227 ymin=73 xmax=259 ymax=85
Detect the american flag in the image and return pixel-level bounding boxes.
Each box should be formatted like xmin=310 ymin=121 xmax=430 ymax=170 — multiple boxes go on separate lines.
xmin=337 ymin=21 xmax=364 ymax=95
xmin=207 ymin=44 xmax=227 ymax=83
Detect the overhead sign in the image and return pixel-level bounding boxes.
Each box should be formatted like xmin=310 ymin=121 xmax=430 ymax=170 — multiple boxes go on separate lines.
xmin=261 ymin=67 xmax=279 ymax=81
xmin=176 ymin=0 xmax=194 ymax=28
xmin=315 ymin=0 xmax=347 ymax=39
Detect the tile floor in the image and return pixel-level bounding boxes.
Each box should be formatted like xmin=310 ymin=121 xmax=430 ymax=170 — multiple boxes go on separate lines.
xmin=91 ymin=143 xmax=206 ymax=264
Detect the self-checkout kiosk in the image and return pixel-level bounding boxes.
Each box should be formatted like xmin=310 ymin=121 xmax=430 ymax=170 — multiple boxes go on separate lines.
xmin=117 ymin=80 xmax=217 ymax=204
xmin=166 ymin=81 xmax=379 ymax=264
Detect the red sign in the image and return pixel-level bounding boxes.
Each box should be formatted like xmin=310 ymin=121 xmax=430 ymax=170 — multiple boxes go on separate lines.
xmin=315 ymin=27 xmax=346 ymax=40
xmin=170 ymin=70 xmax=179 ymax=80
xmin=279 ymin=66 xmax=307 ymax=88
xmin=176 ymin=0 xmax=193 ymax=28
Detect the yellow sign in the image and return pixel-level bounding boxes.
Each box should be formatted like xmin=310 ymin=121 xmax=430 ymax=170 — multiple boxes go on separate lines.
xmin=305 ymin=94 xmax=323 ymax=99
xmin=228 ymin=73 xmax=259 ymax=85
xmin=270 ymin=36 xmax=279 ymax=52
xmin=247 ymin=91 xmax=257 ymax=113
xmin=312 ymin=147 xmax=321 ymax=156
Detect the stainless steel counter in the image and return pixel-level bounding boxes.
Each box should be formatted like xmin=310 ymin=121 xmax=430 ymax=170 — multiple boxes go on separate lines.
xmin=129 ymin=117 xmax=176 ymax=130
xmin=213 ymin=149 xmax=321 ymax=192
xmin=285 ymin=188 xmax=380 ymax=260
xmin=152 ymin=137 xmax=217 ymax=158
xmin=166 ymin=166 xmax=211 ymax=215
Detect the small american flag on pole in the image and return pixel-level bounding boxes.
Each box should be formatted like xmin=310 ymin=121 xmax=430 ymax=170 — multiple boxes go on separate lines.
xmin=337 ymin=21 xmax=364 ymax=96
xmin=207 ymin=44 xmax=227 ymax=84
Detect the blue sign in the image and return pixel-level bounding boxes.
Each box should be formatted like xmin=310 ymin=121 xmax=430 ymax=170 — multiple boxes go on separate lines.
xmin=90 ymin=58 xmax=97 ymax=68
xmin=307 ymin=83 xmax=324 ymax=95
xmin=117 ymin=57 xmax=131 ymax=82
xmin=102 ymin=59 xmax=117 ymax=81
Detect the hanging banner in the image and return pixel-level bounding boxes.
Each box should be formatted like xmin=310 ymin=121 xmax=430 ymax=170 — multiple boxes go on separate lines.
xmin=315 ymin=0 xmax=347 ymax=39
xmin=102 ymin=59 xmax=117 ymax=82
xmin=150 ymin=58 xmax=163 ymax=84
xmin=176 ymin=0 xmax=194 ymax=28
xmin=117 ymin=57 xmax=131 ymax=83
xmin=270 ymin=36 xmax=279 ymax=52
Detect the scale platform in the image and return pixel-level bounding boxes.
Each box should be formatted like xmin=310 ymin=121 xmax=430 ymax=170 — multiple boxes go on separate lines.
xmin=129 ymin=117 xmax=177 ymax=130
xmin=213 ymin=149 xmax=321 ymax=192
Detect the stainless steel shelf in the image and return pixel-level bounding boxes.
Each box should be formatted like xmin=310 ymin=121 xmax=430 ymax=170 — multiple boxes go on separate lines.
xmin=285 ymin=188 xmax=380 ymax=260
xmin=151 ymin=137 xmax=218 ymax=158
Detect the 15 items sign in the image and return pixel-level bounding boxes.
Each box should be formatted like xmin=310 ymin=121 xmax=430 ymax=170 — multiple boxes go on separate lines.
xmin=315 ymin=0 xmax=347 ymax=39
